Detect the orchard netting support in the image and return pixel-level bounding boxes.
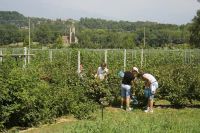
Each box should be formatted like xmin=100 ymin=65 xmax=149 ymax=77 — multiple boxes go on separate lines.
xmin=23 ymin=47 xmax=27 ymax=68
xmin=0 ymin=49 xmax=2 ymax=63
xmin=124 ymin=49 xmax=126 ymax=71
xmin=1 ymin=48 xmax=200 ymax=74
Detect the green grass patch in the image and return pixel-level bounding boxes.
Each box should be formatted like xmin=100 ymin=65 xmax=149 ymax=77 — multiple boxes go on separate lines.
xmin=18 ymin=107 xmax=200 ymax=133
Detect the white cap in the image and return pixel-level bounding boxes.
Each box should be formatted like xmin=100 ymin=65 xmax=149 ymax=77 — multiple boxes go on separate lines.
xmin=132 ymin=67 xmax=139 ymax=73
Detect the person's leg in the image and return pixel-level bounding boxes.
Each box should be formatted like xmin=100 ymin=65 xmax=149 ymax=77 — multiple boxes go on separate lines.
xmin=149 ymin=99 xmax=154 ymax=112
xmin=121 ymin=97 xmax=125 ymax=108
xmin=145 ymin=93 xmax=154 ymax=112
xmin=144 ymin=89 xmax=151 ymax=112
xmin=125 ymin=85 xmax=131 ymax=111
xmin=148 ymin=82 xmax=157 ymax=112
xmin=121 ymin=84 xmax=125 ymax=109
xmin=126 ymin=96 xmax=130 ymax=108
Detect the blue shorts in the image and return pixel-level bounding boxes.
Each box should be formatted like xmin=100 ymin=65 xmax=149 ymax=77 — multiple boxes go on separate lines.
xmin=144 ymin=88 xmax=154 ymax=100
xmin=144 ymin=82 xmax=158 ymax=100
xmin=121 ymin=84 xmax=131 ymax=97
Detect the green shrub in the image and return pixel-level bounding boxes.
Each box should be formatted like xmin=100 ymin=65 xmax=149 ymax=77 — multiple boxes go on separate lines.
xmin=1 ymin=49 xmax=200 ymax=131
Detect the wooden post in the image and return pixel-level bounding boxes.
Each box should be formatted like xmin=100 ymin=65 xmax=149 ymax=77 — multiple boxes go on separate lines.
xmin=132 ymin=50 xmax=134 ymax=64
xmin=23 ymin=47 xmax=27 ymax=68
xmin=29 ymin=18 xmax=31 ymax=49
xmin=143 ymin=27 xmax=146 ymax=67
xmin=104 ymin=50 xmax=107 ymax=64
xmin=144 ymin=27 xmax=146 ymax=48
xmin=124 ymin=49 xmax=126 ymax=71
xmin=69 ymin=51 xmax=71 ymax=69
xmin=184 ymin=50 xmax=186 ymax=64
xmin=49 ymin=50 xmax=52 ymax=62
xmin=135 ymin=50 xmax=137 ymax=59
xmin=141 ymin=49 xmax=143 ymax=68
xmin=189 ymin=49 xmax=191 ymax=64
xmin=77 ymin=51 xmax=80 ymax=74
xmin=0 ymin=50 xmax=2 ymax=63
xmin=69 ymin=27 xmax=72 ymax=44
xmin=144 ymin=53 xmax=146 ymax=67
xmin=28 ymin=49 xmax=30 ymax=64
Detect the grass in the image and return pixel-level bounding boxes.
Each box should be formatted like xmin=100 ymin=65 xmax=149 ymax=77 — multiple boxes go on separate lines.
xmin=16 ymin=106 xmax=200 ymax=133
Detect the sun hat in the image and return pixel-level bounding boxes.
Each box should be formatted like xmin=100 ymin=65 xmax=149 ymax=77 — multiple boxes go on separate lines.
xmin=132 ymin=67 xmax=139 ymax=73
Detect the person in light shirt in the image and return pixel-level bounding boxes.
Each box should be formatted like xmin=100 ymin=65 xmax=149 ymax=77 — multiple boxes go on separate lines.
xmin=139 ymin=72 xmax=158 ymax=113
xmin=95 ymin=62 xmax=109 ymax=80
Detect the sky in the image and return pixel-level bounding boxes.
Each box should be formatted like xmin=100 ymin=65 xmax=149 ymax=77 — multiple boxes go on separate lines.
xmin=0 ymin=0 xmax=200 ymax=25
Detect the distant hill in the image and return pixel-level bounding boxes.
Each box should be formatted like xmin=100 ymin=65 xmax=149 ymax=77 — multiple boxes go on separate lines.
xmin=0 ymin=11 xmax=187 ymax=31
xmin=0 ymin=11 xmax=27 ymax=27
xmin=0 ymin=11 xmax=190 ymax=48
xmin=0 ymin=11 xmax=26 ymax=20
xmin=0 ymin=11 xmax=74 ymax=28
xmin=78 ymin=17 xmax=184 ymax=32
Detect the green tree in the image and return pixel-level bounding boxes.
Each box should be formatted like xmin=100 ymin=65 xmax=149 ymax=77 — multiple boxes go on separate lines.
xmin=0 ymin=25 xmax=21 ymax=45
xmin=55 ymin=35 xmax=63 ymax=48
xmin=189 ymin=10 xmax=200 ymax=48
xmin=35 ymin=24 xmax=52 ymax=45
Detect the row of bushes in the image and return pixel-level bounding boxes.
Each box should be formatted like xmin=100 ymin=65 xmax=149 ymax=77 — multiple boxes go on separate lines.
xmin=0 ymin=56 xmax=200 ymax=130
xmin=0 ymin=59 xmax=98 ymax=130
xmin=86 ymin=64 xmax=200 ymax=106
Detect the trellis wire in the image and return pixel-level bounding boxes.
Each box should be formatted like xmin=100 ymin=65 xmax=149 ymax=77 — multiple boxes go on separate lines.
xmin=1 ymin=48 xmax=200 ymax=70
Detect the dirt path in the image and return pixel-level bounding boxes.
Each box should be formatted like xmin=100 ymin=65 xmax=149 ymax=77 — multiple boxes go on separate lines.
xmin=19 ymin=116 xmax=77 ymax=133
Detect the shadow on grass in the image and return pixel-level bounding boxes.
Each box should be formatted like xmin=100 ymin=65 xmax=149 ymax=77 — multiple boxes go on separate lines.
xmin=110 ymin=99 xmax=200 ymax=111
xmin=154 ymin=104 xmax=200 ymax=109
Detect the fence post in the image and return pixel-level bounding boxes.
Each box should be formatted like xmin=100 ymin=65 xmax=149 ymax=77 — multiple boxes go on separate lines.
xmin=135 ymin=50 xmax=137 ymax=59
xmin=77 ymin=51 xmax=81 ymax=74
xmin=132 ymin=50 xmax=134 ymax=64
xmin=189 ymin=49 xmax=191 ymax=64
xmin=69 ymin=51 xmax=71 ymax=70
xmin=28 ymin=49 xmax=30 ymax=64
xmin=49 ymin=50 xmax=52 ymax=62
xmin=141 ymin=49 xmax=143 ymax=68
xmin=184 ymin=50 xmax=186 ymax=64
xmin=144 ymin=49 xmax=147 ymax=67
xmin=0 ymin=50 xmax=2 ymax=63
xmin=124 ymin=49 xmax=126 ymax=71
xmin=23 ymin=47 xmax=27 ymax=68
xmin=104 ymin=50 xmax=107 ymax=64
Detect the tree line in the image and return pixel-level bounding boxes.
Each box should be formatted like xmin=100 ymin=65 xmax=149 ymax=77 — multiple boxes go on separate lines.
xmin=0 ymin=11 xmax=199 ymax=48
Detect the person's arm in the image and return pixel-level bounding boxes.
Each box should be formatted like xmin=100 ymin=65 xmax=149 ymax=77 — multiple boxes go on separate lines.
xmin=104 ymin=68 xmax=109 ymax=80
xmin=143 ymin=76 xmax=151 ymax=88
xmin=105 ymin=68 xmax=109 ymax=75
xmin=95 ymin=67 xmax=100 ymax=78
xmin=131 ymin=77 xmax=137 ymax=87
xmin=145 ymin=81 xmax=151 ymax=87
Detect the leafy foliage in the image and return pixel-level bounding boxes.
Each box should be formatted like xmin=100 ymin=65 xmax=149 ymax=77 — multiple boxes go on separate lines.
xmin=0 ymin=11 xmax=191 ymax=48
xmin=189 ymin=10 xmax=200 ymax=48
xmin=0 ymin=47 xmax=200 ymax=131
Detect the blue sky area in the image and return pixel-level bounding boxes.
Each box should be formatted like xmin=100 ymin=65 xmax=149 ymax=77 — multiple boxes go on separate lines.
xmin=0 ymin=0 xmax=200 ymax=24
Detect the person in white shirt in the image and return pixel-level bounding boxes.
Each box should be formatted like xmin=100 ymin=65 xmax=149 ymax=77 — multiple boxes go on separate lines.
xmin=95 ymin=62 xmax=109 ymax=80
xmin=139 ymin=72 xmax=158 ymax=113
